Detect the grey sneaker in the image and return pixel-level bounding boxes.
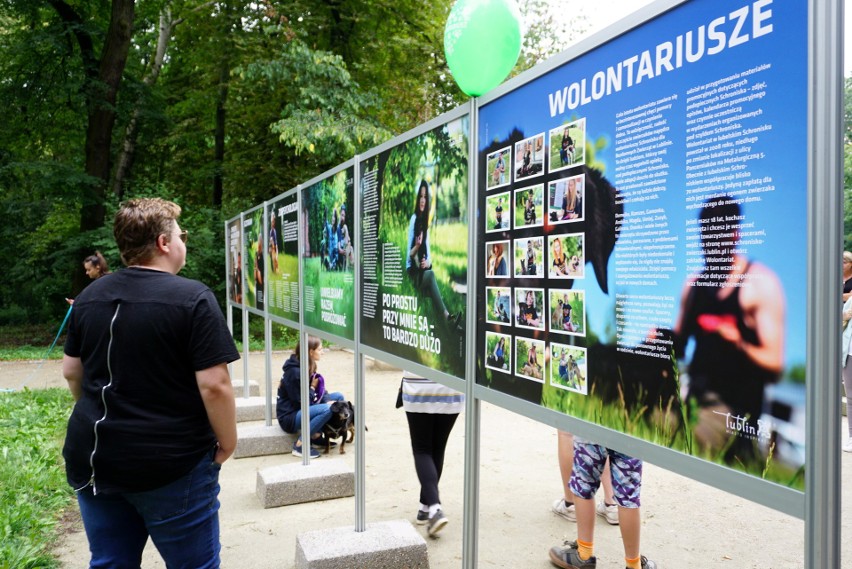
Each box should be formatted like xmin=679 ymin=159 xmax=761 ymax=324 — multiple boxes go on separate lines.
xmin=596 ymin=501 xmax=619 ymax=525
xmin=630 ymin=555 xmax=658 ymax=569
xmin=427 ymin=510 xmax=448 ymax=536
xmin=549 ymin=540 xmax=596 ymax=569
xmin=416 ymin=510 xmax=429 ymax=525
xmin=551 ymin=497 xmax=576 ymax=522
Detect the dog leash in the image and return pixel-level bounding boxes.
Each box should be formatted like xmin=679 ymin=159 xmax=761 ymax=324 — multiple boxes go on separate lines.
xmin=1 ymin=304 xmax=73 ymax=393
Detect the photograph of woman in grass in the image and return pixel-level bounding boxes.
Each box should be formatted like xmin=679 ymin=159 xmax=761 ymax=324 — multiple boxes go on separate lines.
xmin=359 ymin=116 xmax=468 ymax=378
xmin=486 ymin=146 xmax=510 ymax=190
xmin=407 ymin=180 xmax=461 ymax=330
xmin=548 ymin=118 xmax=585 ymax=173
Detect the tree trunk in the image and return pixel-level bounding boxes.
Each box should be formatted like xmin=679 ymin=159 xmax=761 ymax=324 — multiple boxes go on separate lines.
xmin=57 ymin=0 xmax=136 ymax=294
xmin=212 ymin=56 xmax=229 ymax=208
xmin=113 ymin=5 xmax=182 ymax=199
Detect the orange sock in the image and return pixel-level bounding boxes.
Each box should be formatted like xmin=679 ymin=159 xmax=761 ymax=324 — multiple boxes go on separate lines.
xmin=577 ymin=539 xmax=594 ymax=560
xmin=625 ymin=555 xmax=641 ymax=569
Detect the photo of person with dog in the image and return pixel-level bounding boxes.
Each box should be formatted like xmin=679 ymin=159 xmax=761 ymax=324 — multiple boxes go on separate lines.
xmin=514 ymin=236 xmax=544 ymax=278
xmin=548 ymin=118 xmax=586 ymax=173
xmin=486 ymin=287 xmax=512 ymax=325
xmin=514 ymin=184 xmax=544 ymax=229
xmin=547 ymin=174 xmax=584 ymax=225
xmin=515 ymin=287 xmax=545 ymax=330
xmin=549 ymin=343 xmax=588 ymax=394
xmin=276 ymin=335 xmax=347 ymax=459
xmin=516 ymin=336 xmax=545 ymax=382
xmin=486 ymin=146 xmax=510 ymax=190
xmin=486 ymin=191 xmax=510 ymax=233
xmin=485 ymin=331 xmax=511 ymax=372
xmin=514 ymin=132 xmax=545 ymax=181
xmin=548 ymin=233 xmax=584 ymax=280
xmin=549 ymin=289 xmax=585 ymax=336
xmin=302 ymin=168 xmax=356 ymax=339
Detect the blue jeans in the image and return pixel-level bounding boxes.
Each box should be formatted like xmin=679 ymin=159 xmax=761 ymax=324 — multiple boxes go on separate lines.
xmin=77 ymin=448 xmax=223 ymax=569
xmin=293 ymin=391 xmax=343 ymax=440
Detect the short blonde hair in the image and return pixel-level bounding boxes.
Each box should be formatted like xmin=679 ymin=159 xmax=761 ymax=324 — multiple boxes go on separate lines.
xmin=844 ymin=251 xmax=852 ymax=264
xmin=114 ymin=198 xmax=181 ymax=266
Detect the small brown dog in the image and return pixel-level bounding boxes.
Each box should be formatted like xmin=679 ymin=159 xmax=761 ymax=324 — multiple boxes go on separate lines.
xmin=320 ymin=400 xmax=355 ymax=454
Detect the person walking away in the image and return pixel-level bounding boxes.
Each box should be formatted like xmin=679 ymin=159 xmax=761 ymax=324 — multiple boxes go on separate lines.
xmin=402 ymin=373 xmax=464 ymax=537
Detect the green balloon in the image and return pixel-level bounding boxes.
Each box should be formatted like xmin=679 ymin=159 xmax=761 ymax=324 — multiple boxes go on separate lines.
xmin=444 ymin=0 xmax=523 ymax=97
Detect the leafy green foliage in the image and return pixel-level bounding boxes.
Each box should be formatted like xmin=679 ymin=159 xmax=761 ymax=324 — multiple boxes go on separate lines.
xmin=0 ymin=388 xmax=75 ymax=569
xmin=0 ymin=0 xmax=594 ymax=329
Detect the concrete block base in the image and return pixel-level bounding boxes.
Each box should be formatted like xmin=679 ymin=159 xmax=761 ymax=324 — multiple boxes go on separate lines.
xmin=295 ymin=520 xmax=428 ymax=569
xmin=232 ymin=379 xmax=260 ymax=397
xmin=235 ymin=424 xmax=295 ymax=458
xmin=235 ymin=396 xmax=267 ymax=422
xmin=256 ymin=459 xmax=354 ymax=508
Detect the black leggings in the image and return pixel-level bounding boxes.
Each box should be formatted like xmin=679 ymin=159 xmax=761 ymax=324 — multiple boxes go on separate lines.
xmin=406 ymin=411 xmax=459 ymax=506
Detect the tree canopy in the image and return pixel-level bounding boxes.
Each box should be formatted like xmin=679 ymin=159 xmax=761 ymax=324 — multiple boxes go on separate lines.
xmin=0 ymin=0 xmax=589 ymax=324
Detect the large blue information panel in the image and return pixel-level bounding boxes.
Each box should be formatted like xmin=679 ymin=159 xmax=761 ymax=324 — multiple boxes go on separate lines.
xmin=475 ymin=0 xmax=807 ymax=489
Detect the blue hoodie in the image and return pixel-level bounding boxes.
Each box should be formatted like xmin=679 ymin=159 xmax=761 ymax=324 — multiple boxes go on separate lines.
xmin=276 ymin=354 xmax=302 ymax=433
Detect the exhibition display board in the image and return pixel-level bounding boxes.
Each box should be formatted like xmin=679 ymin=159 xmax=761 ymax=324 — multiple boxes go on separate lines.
xmin=301 ymin=164 xmax=356 ymax=340
xmin=224 ymin=0 xmax=842 ymax=565
xmin=358 ymin=113 xmax=470 ymax=379
xmin=242 ymin=204 xmax=266 ymax=313
xmin=475 ymin=0 xmax=807 ymax=489
xmin=226 ymin=216 xmax=242 ymax=306
xmin=266 ymin=191 xmax=300 ymax=324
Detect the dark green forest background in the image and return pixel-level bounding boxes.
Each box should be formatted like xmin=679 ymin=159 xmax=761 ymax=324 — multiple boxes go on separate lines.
xmin=0 ymin=0 xmax=592 ymax=326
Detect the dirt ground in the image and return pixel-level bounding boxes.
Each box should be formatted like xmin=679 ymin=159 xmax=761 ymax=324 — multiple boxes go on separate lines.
xmin=2 ymin=349 xmax=849 ymax=568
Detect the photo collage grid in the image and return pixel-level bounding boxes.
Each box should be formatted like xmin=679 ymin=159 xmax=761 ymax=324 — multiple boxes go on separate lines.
xmin=483 ymin=118 xmax=589 ymax=394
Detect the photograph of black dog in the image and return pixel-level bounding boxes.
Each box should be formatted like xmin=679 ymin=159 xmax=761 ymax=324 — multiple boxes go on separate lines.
xmin=320 ymin=400 xmax=359 ymax=454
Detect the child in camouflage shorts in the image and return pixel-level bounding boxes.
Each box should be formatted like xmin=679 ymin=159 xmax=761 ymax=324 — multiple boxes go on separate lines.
xmin=548 ymin=439 xmax=658 ymax=569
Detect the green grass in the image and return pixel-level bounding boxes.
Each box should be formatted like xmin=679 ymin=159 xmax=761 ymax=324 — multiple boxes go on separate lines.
xmin=540 ymin=367 xmax=805 ymax=490
xmin=302 ymin=256 xmax=356 ymax=338
xmin=0 ymin=388 xmax=75 ymax=568
xmin=0 ymin=324 xmax=66 ymax=362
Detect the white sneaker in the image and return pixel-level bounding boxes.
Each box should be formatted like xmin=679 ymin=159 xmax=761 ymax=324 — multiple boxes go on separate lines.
xmin=551 ymin=497 xmax=576 ymax=522
xmin=843 ymin=439 xmax=852 ymax=453
xmin=596 ymin=501 xmax=619 ymax=525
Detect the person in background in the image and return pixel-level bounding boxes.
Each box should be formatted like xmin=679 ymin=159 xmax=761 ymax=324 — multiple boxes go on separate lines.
xmin=83 ymin=251 xmax=111 ymax=280
xmin=276 ymin=335 xmax=345 ymax=459
xmin=842 ymin=294 xmax=852 ymax=452
xmin=552 ymin=431 xmax=619 ymax=526
xmin=67 ymin=252 xmax=112 ymax=304
xmin=62 ymin=198 xmax=238 ymax=568
xmin=401 ymin=372 xmax=464 ymax=537
xmin=548 ymin=438 xmax=657 ymax=569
